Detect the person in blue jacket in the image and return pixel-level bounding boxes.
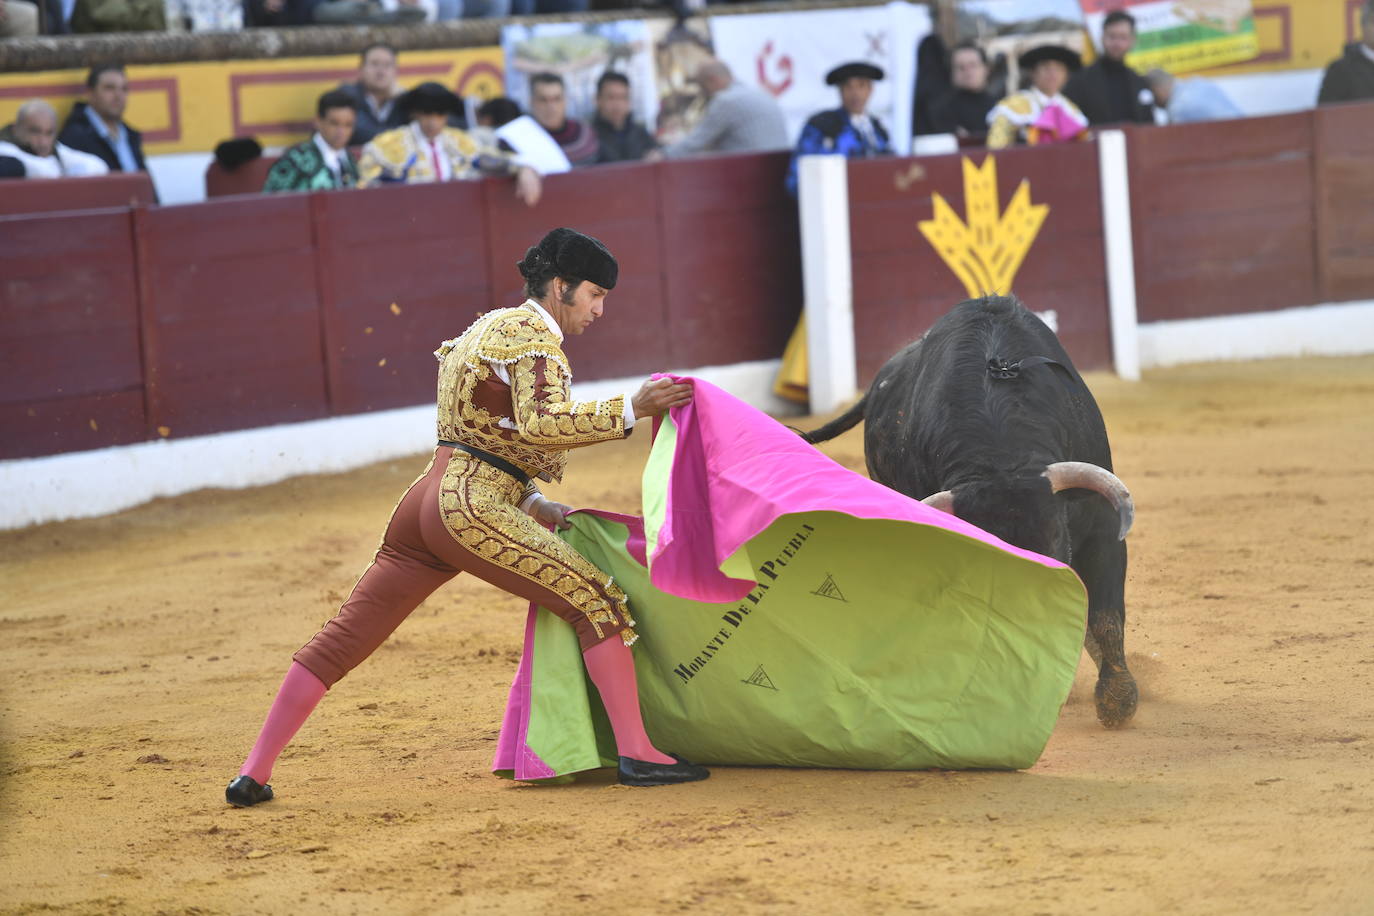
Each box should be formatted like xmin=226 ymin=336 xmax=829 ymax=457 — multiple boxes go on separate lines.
xmin=785 ymin=61 xmax=892 ymax=196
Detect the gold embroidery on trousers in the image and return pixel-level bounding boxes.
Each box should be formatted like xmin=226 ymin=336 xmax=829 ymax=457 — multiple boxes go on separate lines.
xmin=437 ymin=454 xmax=634 ymax=643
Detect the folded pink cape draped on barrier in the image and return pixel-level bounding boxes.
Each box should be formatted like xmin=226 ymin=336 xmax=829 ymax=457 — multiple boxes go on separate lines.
xmin=493 ymin=377 xmax=1088 ymax=778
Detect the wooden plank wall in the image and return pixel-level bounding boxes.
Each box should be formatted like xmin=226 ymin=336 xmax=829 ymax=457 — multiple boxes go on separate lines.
xmin=0 ymin=209 xmax=147 ymax=455
xmin=849 ymin=143 xmax=1113 ymax=386
xmin=1312 ymin=101 xmax=1374 ymax=304
xmin=135 ymin=195 xmax=330 ymax=439
xmin=6 ymin=105 xmax=1372 ymax=463
xmin=0 ymin=172 xmax=158 ymax=217
xmin=0 ymin=153 xmax=800 ymax=461
xmin=1127 ymin=112 xmax=1318 ymax=322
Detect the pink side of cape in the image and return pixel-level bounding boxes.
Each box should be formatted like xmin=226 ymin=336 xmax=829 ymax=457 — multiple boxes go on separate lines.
xmin=648 ymin=375 xmax=1069 ymax=604
xmin=490 ymin=610 xmax=556 ymax=780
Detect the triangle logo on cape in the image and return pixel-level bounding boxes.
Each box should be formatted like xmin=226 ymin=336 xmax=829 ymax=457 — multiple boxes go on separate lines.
xmin=742 ymin=665 xmax=778 ymax=691
xmin=812 ymin=573 xmax=846 ymax=601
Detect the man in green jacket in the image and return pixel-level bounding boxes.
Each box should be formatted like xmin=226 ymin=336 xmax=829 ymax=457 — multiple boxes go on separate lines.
xmin=263 ymin=90 xmax=360 ymax=193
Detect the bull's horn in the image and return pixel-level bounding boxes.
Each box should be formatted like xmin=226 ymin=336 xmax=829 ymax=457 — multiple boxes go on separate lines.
xmin=921 ymin=490 xmax=955 ymax=514
xmin=1043 ymin=462 xmax=1134 ymax=540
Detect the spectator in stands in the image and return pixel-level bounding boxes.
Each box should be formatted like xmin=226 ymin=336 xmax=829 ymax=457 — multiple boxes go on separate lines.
xmin=244 ymin=0 xmax=317 ymax=26
xmin=476 ymin=96 xmax=522 ymax=129
xmin=338 ymin=44 xmax=409 ymax=146
xmin=69 ymin=0 xmax=165 ymax=31
xmin=1317 ymin=1 xmax=1374 ymax=104
xmin=469 ymin=96 xmax=520 ymax=151
xmin=0 ymin=100 xmax=109 ymax=178
xmin=509 ymin=0 xmax=586 ymax=13
xmin=1145 ymin=69 xmax=1241 ymax=124
xmin=926 ymin=42 xmax=996 ymax=139
xmin=987 ymin=45 xmax=1089 ymax=149
xmin=592 ymin=72 xmax=659 ymax=164
xmin=1065 ymin=11 xmax=1154 ymax=126
xmin=529 ymin=72 xmax=600 ymax=168
xmin=662 ymin=59 xmax=789 ymax=158
xmin=785 ymin=62 xmax=892 ymax=195
xmin=357 ymin=81 xmax=542 ymax=206
xmin=58 ymin=65 xmax=149 ymax=174
xmin=263 ymin=90 xmax=359 ymax=193
xmin=165 ymin=0 xmax=243 ymax=31
xmin=312 ymin=0 xmax=430 ymax=25
xmin=0 ymin=0 xmax=40 ymax=36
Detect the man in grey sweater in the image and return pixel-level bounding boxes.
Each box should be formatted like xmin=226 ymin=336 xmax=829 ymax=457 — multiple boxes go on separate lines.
xmin=663 ymin=59 xmax=789 ymax=158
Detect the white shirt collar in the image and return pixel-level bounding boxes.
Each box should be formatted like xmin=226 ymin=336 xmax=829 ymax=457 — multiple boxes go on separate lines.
xmin=311 ymin=132 xmax=342 ymax=176
xmin=523 ymin=298 xmax=564 ymax=342
xmin=1361 ymin=43 xmax=1374 ymax=65
xmin=1030 ymin=87 xmax=1066 ymax=107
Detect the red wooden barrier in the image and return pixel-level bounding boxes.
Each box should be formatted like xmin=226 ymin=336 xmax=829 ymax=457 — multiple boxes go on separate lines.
xmin=656 ymin=152 xmax=801 ymax=371
xmin=8 ymin=118 xmax=1368 ymax=464
xmin=0 ymin=209 xmax=146 ymax=459
xmin=1128 ymin=112 xmax=1319 ymax=323
xmin=1313 ymin=101 xmax=1374 ymax=304
xmin=0 ymin=172 xmax=157 ymax=217
xmin=849 ymin=143 xmax=1112 ymax=384
xmin=312 ymin=181 xmax=493 ymax=415
xmin=134 ymin=194 xmax=329 ymax=438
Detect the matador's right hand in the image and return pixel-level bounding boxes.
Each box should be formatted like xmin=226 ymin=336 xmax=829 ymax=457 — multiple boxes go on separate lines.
xmin=632 ymin=377 xmax=693 ymax=419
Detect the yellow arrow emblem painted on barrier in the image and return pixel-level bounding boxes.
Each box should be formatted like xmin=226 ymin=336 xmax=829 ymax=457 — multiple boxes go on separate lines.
xmin=918 ymin=155 xmax=1048 ymax=298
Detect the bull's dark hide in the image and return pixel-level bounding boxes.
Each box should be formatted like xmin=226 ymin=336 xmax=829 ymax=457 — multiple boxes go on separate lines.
xmin=803 ymin=295 xmax=1139 ymax=728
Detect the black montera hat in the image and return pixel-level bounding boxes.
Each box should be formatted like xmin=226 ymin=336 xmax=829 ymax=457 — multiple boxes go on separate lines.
xmin=825 ymin=61 xmax=885 ymax=85
xmin=399 ymin=81 xmax=463 ymax=116
xmin=520 ymin=227 xmax=619 ymax=291
xmin=1018 ymin=45 xmax=1082 ymax=72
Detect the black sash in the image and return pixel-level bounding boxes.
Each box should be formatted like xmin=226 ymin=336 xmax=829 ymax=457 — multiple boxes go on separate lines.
xmin=438 ymin=440 xmax=531 ymax=486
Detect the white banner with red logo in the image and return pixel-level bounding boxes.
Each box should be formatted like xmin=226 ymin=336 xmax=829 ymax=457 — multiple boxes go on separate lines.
xmin=709 ymin=1 xmax=931 ymax=155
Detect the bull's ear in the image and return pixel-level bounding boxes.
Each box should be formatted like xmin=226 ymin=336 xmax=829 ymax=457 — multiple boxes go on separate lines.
xmin=921 ymin=490 xmax=955 ymax=514
xmin=1043 ymin=462 xmax=1134 ymax=540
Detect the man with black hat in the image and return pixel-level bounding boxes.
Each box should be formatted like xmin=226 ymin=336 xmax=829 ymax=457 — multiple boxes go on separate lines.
xmin=225 ymin=228 xmax=709 ymax=807
xmin=263 ymin=90 xmax=360 ymax=193
xmin=785 ymin=61 xmax=892 ymax=196
xmin=987 ymin=45 xmax=1090 ymax=149
xmin=1064 ymin=10 xmax=1155 ymax=126
xmin=357 ymin=81 xmax=542 ymax=205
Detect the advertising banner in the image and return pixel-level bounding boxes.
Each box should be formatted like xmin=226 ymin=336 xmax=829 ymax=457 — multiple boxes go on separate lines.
xmin=709 ymin=1 xmax=931 ymax=154
xmin=1079 ymin=0 xmax=1259 ymax=73
xmin=500 ymin=20 xmax=658 ymax=132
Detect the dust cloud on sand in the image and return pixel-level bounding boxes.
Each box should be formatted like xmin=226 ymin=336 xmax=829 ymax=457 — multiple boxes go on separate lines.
xmin=2 ymin=356 xmax=1372 ymax=914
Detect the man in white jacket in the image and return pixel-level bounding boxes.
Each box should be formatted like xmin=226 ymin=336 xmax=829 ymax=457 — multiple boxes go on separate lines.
xmin=0 ymin=100 xmax=110 ymax=179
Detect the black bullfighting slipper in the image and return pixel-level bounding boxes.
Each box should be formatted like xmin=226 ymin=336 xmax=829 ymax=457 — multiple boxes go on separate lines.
xmin=617 ymin=754 xmax=710 ymax=787
xmin=225 ymin=774 xmax=274 ymax=807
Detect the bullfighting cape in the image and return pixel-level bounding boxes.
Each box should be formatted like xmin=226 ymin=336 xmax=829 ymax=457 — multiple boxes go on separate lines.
xmin=492 ymin=377 xmax=1088 ymax=778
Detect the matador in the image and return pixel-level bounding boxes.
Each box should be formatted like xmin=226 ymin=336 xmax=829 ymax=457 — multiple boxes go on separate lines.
xmin=226 ymin=228 xmax=709 ymax=806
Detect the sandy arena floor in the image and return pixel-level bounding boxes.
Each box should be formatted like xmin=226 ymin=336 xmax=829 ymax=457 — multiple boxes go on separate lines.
xmin=2 ymin=356 xmax=1372 ymax=915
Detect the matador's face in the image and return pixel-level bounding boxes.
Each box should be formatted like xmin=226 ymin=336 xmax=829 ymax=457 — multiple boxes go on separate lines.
xmin=555 ymin=280 xmax=609 ymax=336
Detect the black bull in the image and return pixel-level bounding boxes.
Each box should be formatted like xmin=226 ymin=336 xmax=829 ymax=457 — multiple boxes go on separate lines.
xmin=802 ymin=296 xmax=1138 ymax=727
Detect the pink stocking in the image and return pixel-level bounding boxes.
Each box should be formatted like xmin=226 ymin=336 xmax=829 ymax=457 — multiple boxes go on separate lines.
xmin=239 ymin=662 xmax=328 ymax=784
xmin=582 ymin=638 xmax=674 ymax=764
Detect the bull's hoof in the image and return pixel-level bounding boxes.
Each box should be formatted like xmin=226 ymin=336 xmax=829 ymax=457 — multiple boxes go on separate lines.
xmin=1094 ymin=672 xmax=1138 ymax=729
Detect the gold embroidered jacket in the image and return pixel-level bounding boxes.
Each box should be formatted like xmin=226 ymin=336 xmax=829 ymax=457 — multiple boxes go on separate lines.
xmin=435 ymin=305 xmax=626 ymax=483
xmin=357 ymin=123 xmax=520 ymax=187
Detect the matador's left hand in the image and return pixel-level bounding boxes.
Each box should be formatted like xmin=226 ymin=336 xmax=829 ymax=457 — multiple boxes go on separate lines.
xmin=531 ymin=498 xmax=573 ymax=531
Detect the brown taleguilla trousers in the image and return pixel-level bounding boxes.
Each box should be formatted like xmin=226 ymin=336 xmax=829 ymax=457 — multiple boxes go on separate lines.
xmin=293 ymin=447 xmax=634 ymax=688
